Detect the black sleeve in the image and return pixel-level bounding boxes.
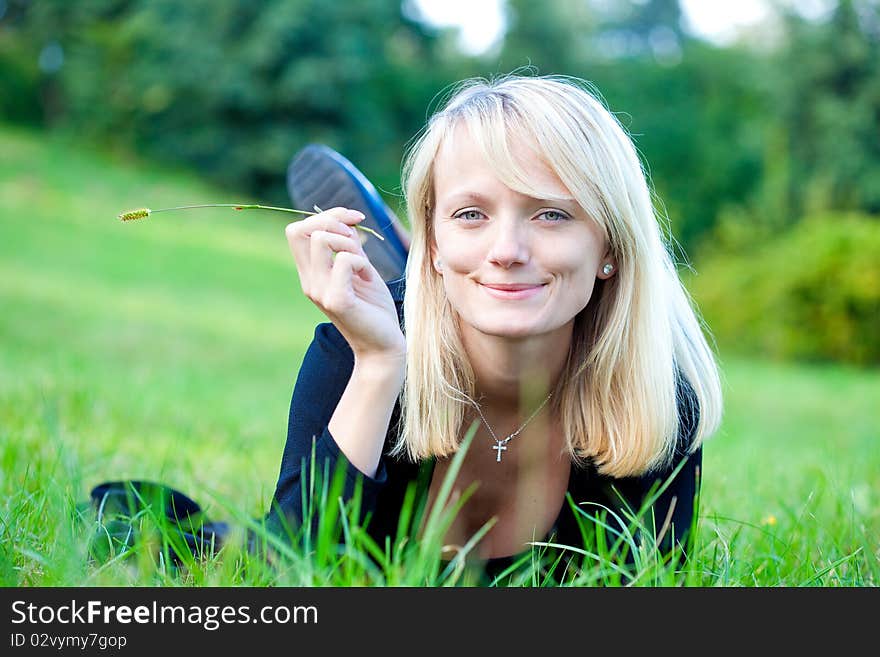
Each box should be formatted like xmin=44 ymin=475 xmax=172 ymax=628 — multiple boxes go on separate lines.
xmin=600 ymin=375 xmax=703 ymax=557
xmin=266 ymin=321 xmax=391 ymax=537
xmin=636 ymin=446 xmax=702 ymax=555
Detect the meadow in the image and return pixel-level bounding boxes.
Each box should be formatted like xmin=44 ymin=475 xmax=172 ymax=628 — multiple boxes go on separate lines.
xmin=1 ymin=125 xmax=877 ymax=586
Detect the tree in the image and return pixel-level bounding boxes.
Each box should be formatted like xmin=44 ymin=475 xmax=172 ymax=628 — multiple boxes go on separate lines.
xmin=772 ymin=0 xmax=880 ymax=219
xmin=5 ymin=0 xmax=461 ymax=203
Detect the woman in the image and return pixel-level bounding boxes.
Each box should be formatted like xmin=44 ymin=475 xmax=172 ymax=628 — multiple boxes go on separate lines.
xmin=269 ymin=74 xmax=723 ymax=581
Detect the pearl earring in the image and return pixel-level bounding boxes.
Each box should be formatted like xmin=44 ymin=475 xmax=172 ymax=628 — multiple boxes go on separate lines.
xmin=435 ymin=259 xmax=443 ymax=271
xmin=602 ymin=263 xmax=614 ymax=275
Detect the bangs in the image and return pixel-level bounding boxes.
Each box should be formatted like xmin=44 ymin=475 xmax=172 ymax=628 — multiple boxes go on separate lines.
xmin=470 ymin=116 xmax=575 ymax=204
xmin=435 ymin=88 xmax=612 ymax=239
xmin=430 ymin=91 xmax=569 ymax=203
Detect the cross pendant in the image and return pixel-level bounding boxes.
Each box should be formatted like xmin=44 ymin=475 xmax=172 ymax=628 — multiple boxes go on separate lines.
xmin=492 ymin=441 xmax=507 ymax=463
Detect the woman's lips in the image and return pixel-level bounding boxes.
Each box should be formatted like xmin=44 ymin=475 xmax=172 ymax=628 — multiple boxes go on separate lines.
xmin=479 ymin=283 xmax=546 ymax=300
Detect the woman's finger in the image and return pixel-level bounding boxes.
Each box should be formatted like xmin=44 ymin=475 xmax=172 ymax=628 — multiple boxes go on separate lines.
xmin=322 ymin=251 xmax=373 ymax=314
xmin=309 ymin=229 xmax=363 ymax=271
xmin=286 ymin=209 xmax=363 ymax=292
xmin=301 ymin=207 xmax=365 ymax=236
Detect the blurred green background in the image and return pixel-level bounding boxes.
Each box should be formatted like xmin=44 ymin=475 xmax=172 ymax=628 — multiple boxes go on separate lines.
xmin=0 ymin=0 xmax=878 ymax=582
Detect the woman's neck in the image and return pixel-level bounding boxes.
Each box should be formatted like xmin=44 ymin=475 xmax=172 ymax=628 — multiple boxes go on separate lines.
xmin=458 ymin=319 xmax=574 ymax=412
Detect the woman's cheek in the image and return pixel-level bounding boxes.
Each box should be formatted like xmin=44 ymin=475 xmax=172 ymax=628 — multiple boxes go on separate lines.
xmin=441 ymin=247 xmax=483 ymax=272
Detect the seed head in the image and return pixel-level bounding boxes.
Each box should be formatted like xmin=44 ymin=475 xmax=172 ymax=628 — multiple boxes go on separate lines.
xmin=119 ymin=208 xmax=151 ymax=221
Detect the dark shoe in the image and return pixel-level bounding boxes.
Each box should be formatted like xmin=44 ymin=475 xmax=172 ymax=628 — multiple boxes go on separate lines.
xmin=86 ymin=480 xmax=229 ymax=565
xmin=286 ymin=144 xmax=410 ymax=282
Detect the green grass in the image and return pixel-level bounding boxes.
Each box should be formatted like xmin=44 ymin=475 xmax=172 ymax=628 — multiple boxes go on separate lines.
xmin=1 ymin=124 xmax=877 ymax=586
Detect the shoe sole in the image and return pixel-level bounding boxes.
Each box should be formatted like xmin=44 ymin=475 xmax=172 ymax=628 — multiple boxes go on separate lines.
xmin=287 ymin=144 xmax=409 ymax=282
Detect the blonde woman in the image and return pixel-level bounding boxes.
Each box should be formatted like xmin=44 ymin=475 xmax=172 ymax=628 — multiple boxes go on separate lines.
xmin=271 ymin=74 xmax=723 ymax=580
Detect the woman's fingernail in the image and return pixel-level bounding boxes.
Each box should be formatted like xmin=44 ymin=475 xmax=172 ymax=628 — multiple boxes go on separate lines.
xmin=347 ymin=209 xmax=365 ymax=220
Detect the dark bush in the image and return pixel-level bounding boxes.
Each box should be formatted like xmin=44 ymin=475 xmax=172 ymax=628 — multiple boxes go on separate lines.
xmin=0 ymin=31 xmax=42 ymax=124
xmin=687 ymin=214 xmax=880 ymax=366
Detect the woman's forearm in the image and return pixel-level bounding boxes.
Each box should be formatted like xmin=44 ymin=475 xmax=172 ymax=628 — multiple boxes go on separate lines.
xmin=327 ymin=355 xmax=405 ymax=479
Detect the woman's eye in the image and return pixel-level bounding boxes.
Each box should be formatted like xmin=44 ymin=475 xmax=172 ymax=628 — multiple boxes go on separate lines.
xmin=539 ymin=210 xmax=570 ymax=222
xmin=454 ymin=209 xmax=486 ymax=222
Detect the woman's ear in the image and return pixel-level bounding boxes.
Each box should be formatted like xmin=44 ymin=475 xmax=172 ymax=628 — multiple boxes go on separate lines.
xmin=429 ymin=243 xmax=443 ymax=274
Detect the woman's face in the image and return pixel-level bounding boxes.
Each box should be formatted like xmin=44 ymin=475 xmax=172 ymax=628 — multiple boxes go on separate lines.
xmin=430 ymin=124 xmax=614 ymax=340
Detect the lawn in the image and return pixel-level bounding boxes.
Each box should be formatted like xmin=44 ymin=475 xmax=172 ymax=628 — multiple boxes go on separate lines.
xmin=1 ymin=125 xmax=877 ymax=586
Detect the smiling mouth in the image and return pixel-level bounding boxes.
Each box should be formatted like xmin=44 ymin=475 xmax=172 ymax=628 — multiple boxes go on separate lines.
xmin=480 ymin=283 xmax=546 ymax=291
xmin=479 ymin=282 xmax=547 ymax=299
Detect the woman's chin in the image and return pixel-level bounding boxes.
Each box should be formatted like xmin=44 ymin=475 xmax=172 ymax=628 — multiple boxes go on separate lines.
xmin=472 ymin=320 xmax=546 ymax=340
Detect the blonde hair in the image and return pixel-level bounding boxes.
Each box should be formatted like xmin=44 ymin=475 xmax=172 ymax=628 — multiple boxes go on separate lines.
xmin=393 ymin=74 xmax=722 ymax=477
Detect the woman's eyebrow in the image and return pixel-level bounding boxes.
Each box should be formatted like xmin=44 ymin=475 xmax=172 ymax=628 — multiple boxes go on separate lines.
xmin=441 ymin=190 xmax=578 ymax=207
xmin=441 ymin=191 xmax=493 ymax=205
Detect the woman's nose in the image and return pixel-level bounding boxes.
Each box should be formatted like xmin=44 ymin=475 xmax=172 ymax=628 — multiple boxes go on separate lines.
xmin=486 ymin=217 xmax=530 ymax=268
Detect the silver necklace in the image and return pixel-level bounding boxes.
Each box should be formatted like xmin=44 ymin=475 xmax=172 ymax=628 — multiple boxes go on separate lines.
xmin=471 ymin=393 xmax=552 ymax=463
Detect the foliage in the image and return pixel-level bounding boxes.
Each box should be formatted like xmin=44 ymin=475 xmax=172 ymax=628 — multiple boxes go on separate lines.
xmin=771 ymin=0 xmax=880 ymax=219
xmin=587 ymin=42 xmax=770 ymax=248
xmin=2 ymin=1 xmax=879 ymax=252
xmin=688 ymin=213 xmax=880 ymax=365
xmin=2 ymin=0 xmax=463 ymax=206
xmin=0 ymin=28 xmax=42 ymax=123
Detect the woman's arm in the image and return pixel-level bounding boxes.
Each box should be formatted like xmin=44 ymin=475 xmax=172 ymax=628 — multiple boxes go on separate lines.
xmin=267 ymin=209 xmax=407 ymax=538
xmin=267 ymin=321 xmax=403 ymax=537
xmin=329 ymin=352 xmax=405 ymax=479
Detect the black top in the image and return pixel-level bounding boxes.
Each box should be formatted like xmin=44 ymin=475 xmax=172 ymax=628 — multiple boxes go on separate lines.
xmin=267 ymin=277 xmax=702 ymax=582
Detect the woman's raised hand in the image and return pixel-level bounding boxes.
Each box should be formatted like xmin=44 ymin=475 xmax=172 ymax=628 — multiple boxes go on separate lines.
xmin=285 ymin=207 xmax=406 ymax=364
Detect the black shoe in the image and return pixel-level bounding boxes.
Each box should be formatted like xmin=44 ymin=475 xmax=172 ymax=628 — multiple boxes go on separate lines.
xmin=286 ymin=144 xmax=409 ymax=282
xmin=86 ymin=480 xmax=229 ymax=565
xmin=84 ymin=481 xmax=282 ymax=572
